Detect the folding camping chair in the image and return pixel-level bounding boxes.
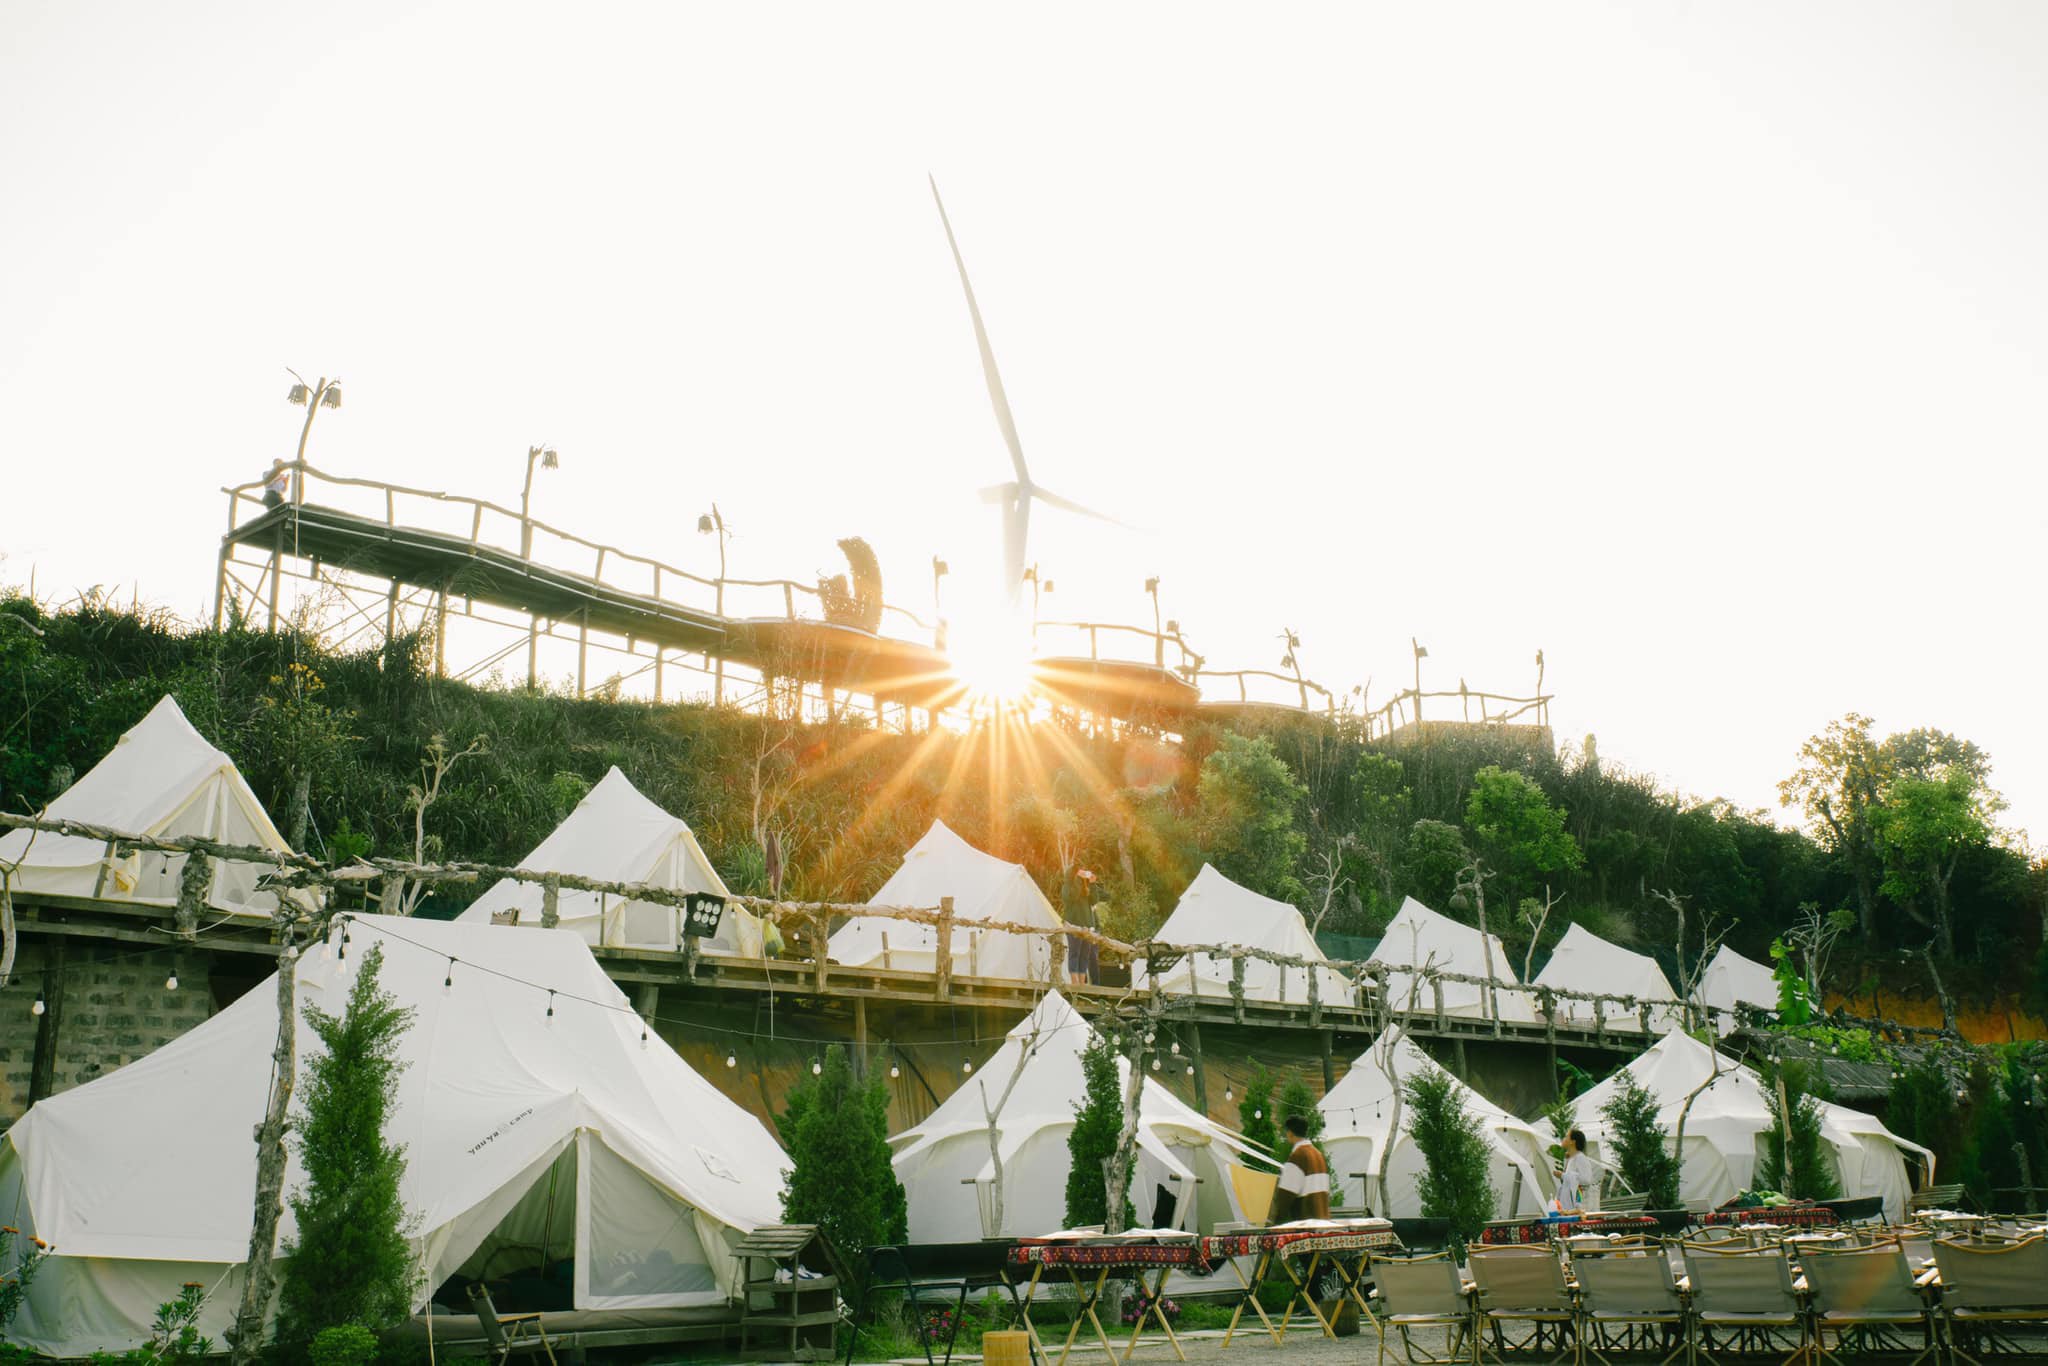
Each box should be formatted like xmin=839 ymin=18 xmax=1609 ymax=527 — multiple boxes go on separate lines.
xmin=1572 ymin=1244 xmax=1687 ymax=1366
xmin=1801 ymin=1242 xmax=1936 ymax=1366
xmin=466 ymin=1283 xmax=560 ymax=1364
xmin=1468 ymin=1245 xmax=1580 ymax=1366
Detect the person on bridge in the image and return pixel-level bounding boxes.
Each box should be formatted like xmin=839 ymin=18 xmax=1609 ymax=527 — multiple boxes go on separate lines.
xmin=1062 ymin=867 xmax=1099 ymax=986
xmin=262 ymin=459 xmax=290 ymax=509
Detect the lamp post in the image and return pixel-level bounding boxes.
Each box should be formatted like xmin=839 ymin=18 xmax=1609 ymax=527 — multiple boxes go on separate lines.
xmin=698 ymin=506 xmax=730 ymax=705
xmin=1023 ymin=565 xmax=1053 ymax=638
xmin=284 ymin=371 xmax=342 ymax=505
xmin=1144 ymin=576 xmax=1162 ymax=667
xmin=931 ymin=557 xmax=949 ymax=649
xmin=520 ymin=446 xmax=558 ymax=559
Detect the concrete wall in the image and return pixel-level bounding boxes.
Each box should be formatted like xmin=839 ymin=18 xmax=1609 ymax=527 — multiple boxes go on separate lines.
xmin=0 ymin=942 xmax=222 ymax=1122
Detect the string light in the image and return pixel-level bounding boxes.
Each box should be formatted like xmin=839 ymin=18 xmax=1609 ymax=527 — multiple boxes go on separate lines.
xmin=545 ymin=990 xmax=555 ymax=1021
xmin=962 ymin=1059 xmax=973 ymax=1074
xmin=640 ymin=1020 xmax=650 ymax=1049
xmin=444 ymin=959 xmax=455 ymax=991
xmin=31 ymin=998 xmax=45 ymax=1018
xmin=889 ymin=1065 xmax=901 ymax=1079
xmin=726 ymin=1052 xmax=738 ymax=1069
xmin=1170 ymin=1041 xmax=1180 ymax=1055
xmin=1224 ymin=1086 xmax=1233 ymax=1102
xmin=1185 ymin=1065 xmax=1194 ymax=1077
xmin=1150 ymin=1058 xmax=1161 ymax=1071
xmin=164 ymin=973 xmax=178 ymax=991
xmin=812 ymin=1060 xmax=823 ymax=1076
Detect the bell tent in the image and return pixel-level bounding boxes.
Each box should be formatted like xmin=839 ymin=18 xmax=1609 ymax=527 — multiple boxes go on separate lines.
xmin=1698 ymin=944 xmax=1781 ymax=1034
xmin=1574 ymin=1028 xmax=1930 ymax=1220
xmin=889 ymin=991 xmax=1255 ymax=1241
xmin=1366 ymin=897 xmax=1539 ymax=1022
xmin=0 ymin=695 xmax=303 ymax=918
xmin=457 ymin=766 xmax=759 ymax=955
xmin=828 ymin=821 xmax=1059 ymax=982
xmin=0 ymin=915 xmax=789 ymax=1358
xmin=1532 ymin=923 xmax=1683 ymax=1032
xmin=1317 ymin=1028 xmax=1556 ymax=1219
xmin=1132 ymin=865 xmax=1352 ymax=1004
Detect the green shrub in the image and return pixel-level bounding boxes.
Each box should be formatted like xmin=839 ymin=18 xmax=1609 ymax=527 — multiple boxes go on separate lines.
xmin=1403 ymin=1070 xmax=1496 ymax=1244
xmin=310 ymin=1323 xmax=380 ymax=1366
xmin=1599 ymin=1077 xmax=1681 ymax=1209
xmin=274 ymin=944 xmax=419 ymax=1358
xmin=1065 ymin=1036 xmax=1134 ymax=1229
xmin=1237 ymin=1064 xmax=1278 ymax=1171
xmin=781 ymin=1045 xmax=906 ymax=1275
xmin=88 ymin=1283 xmax=212 ymax=1364
xmin=1271 ymin=1071 xmax=1323 ymax=1163
xmin=1757 ymin=1062 xmax=1840 ymax=1201
xmin=0 ymin=1224 xmax=51 ymax=1337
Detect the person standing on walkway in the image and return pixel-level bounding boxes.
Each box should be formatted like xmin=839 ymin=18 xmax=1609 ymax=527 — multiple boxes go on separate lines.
xmin=1061 ymin=867 xmax=1099 ymax=986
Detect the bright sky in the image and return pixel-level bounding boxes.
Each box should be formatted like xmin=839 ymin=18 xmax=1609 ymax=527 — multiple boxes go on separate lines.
xmin=3 ymin=2 xmax=2044 ymax=842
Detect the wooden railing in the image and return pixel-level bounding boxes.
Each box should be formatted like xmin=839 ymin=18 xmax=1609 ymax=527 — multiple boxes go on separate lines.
xmin=1364 ymin=685 xmax=1552 ymax=740
xmin=225 ymin=462 xmax=937 ymax=640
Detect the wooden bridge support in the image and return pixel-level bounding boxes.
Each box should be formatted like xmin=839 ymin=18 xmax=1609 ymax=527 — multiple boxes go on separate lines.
xmin=1188 ymin=1021 xmax=1207 ymax=1112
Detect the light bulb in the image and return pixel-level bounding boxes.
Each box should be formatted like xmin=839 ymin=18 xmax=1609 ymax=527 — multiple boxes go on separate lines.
xmin=546 ymin=991 xmax=555 ymax=1021
xmin=1255 ymin=1109 xmax=1263 ymax=1120
xmin=1224 ymin=1087 xmax=1233 ymax=1102
xmin=812 ymin=1061 xmax=823 ymax=1076
xmin=640 ymin=1025 xmax=649 ymax=1049
xmin=445 ymin=959 xmax=455 ymax=990
xmin=1170 ymin=1041 xmax=1180 ymax=1055
xmin=31 ymin=999 xmax=45 ymax=1018
xmin=889 ymin=1065 xmax=901 ymax=1079
xmin=726 ymin=1053 xmax=738 ymax=1069
xmin=1185 ymin=1065 xmax=1194 ymax=1076
xmin=165 ymin=974 xmax=178 ymax=991
xmin=963 ymin=1060 xmax=973 ymax=1074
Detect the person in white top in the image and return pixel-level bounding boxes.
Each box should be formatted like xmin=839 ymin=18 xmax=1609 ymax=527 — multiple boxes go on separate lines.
xmin=1556 ymin=1128 xmax=1599 ymax=1213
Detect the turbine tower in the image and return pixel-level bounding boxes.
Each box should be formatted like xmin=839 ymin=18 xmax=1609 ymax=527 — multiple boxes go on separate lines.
xmin=930 ymin=176 xmax=1116 ymax=607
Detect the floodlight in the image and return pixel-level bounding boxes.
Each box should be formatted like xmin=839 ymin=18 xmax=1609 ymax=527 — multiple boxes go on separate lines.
xmin=320 ymin=384 xmax=342 ymax=408
xmin=287 ymin=383 xmax=310 ymax=405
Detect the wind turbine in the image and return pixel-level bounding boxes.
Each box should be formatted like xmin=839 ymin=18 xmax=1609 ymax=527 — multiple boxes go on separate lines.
xmin=930 ymin=176 xmax=1118 ymax=607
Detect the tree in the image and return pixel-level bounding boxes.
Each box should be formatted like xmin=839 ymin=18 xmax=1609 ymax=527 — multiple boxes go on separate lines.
xmin=273 ymin=945 xmax=417 ymax=1357
xmin=1780 ymin=715 xmax=1888 ymax=938
xmin=1403 ymin=1069 xmax=1496 ymax=1244
xmin=1272 ymin=1071 xmax=1324 ymax=1164
xmin=1065 ymin=1035 xmax=1134 ymax=1230
xmin=780 ymin=1045 xmax=907 ymax=1273
xmin=1875 ymin=768 xmax=1999 ymax=958
xmin=1465 ymin=764 xmax=1583 ymax=909
xmin=1402 ymin=819 xmax=1471 ymax=910
xmin=1348 ymin=753 xmax=1412 ymax=916
xmin=1196 ymin=733 xmax=1308 ymax=902
xmin=1756 ymin=1062 xmax=1840 ymax=1201
xmin=1599 ymin=1076 xmax=1680 ymax=1210
xmin=1237 ymin=1063 xmax=1279 ymax=1170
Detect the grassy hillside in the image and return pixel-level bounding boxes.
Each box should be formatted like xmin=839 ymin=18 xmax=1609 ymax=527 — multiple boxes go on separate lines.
xmin=2 ymin=594 xmax=2040 ymax=1000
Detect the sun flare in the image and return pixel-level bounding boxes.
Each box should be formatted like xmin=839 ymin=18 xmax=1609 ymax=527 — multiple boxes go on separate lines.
xmin=945 ymin=621 xmax=1038 ymax=708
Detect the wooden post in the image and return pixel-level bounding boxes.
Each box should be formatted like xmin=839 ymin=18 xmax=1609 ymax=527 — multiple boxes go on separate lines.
xmin=853 ymin=996 xmax=869 ymax=1079
xmin=1307 ymin=964 xmax=1321 ymax=1028
xmin=27 ymin=940 xmax=68 ymax=1104
xmin=881 ymin=931 xmax=891 ymax=971
xmin=968 ymin=929 xmax=981 ymax=980
xmin=1231 ymin=956 xmax=1247 ymax=1025
xmin=540 ymin=875 xmax=561 ymax=929
xmin=1188 ymin=1021 xmax=1207 ymax=1114
xmin=812 ymin=909 xmax=829 ymax=994
xmin=1593 ymin=996 xmax=1606 ymax=1044
xmin=228 ymin=926 xmax=301 ymax=1366
xmin=935 ymin=896 xmax=954 ymax=1002
xmin=267 ymin=522 xmax=284 ymax=631
xmin=1451 ymin=1036 xmax=1469 ymax=1079
xmin=576 ymin=609 xmax=589 ymax=698
xmin=654 ymin=647 xmax=665 ymax=703
xmin=1319 ymin=1028 xmax=1336 ymax=1091
xmin=434 ymin=578 xmax=450 ymax=678
xmin=1433 ymin=977 xmax=1447 ymax=1031
xmin=213 ymin=540 xmax=232 ymax=631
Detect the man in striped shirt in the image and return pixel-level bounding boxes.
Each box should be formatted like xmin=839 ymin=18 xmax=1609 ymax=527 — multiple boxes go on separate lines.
xmin=1268 ymin=1115 xmax=1331 ymax=1223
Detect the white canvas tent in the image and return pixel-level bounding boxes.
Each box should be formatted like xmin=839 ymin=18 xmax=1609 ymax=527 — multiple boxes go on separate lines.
xmin=1533 ymin=923 xmax=1684 ymax=1032
xmin=1698 ymin=944 xmax=1781 ymax=1034
xmin=1318 ymin=1028 xmax=1556 ymax=1219
xmin=1575 ymin=1029 xmax=1931 ymax=1221
xmin=1367 ymin=897 xmax=1540 ymax=1022
xmin=0 ymin=695 xmax=304 ymax=918
xmin=828 ymin=821 xmax=1058 ymax=982
xmin=890 ymin=991 xmax=1256 ymax=1241
xmin=0 ymin=915 xmax=788 ymax=1358
xmin=1132 ymin=865 xmax=1353 ymax=1004
xmin=456 ymin=766 xmax=759 ymax=956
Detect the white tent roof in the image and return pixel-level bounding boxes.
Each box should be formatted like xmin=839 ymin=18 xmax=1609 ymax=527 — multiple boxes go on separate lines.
xmin=1699 ymin=944 xmax=1780 ymax=1032
xmin=829 ymin=821 xmax=1059 ymax=982
xmin=0 ymin=695 xmax=301 ymax=917
xmin=1367 ymin=897 xmax=1539 ymax=1022
xmin=1575 ymin=1029 xmax=1931 ymax=1221
xmin=1317 ymin=1028 xmax=1556 ymax=1219
xmin=1533 ymin=923 xmax=1683 ymax=1032
xmin=1133 ymin=865 xmax=1352 ymax=1004
xmin=0 ymin=915 xmax=788 ymax=1356
xmin=890 ymin=991 xmax=1255 ymax=1240
xmin=456 ymin=767 xmax=758 ymax=955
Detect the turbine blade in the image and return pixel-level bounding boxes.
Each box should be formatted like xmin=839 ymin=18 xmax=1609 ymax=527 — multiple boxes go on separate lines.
xmin=1031 ymin=486 xmax=1127 ymax=528
xmin=930 ymin=175 xmax=1031 ymax=486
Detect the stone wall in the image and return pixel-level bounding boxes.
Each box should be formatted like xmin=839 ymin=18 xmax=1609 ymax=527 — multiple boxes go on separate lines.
xmin=0 ymin=940 xmax=219 ymax=1123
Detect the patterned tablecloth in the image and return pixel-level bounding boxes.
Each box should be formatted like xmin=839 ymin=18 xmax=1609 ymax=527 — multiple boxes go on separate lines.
xmin=1480 ymin=1215 xmax=1661 ymax=1245
xmin=1008 ymin=1238 xmax=1213 ymax=1272
xmin=1201 ymin=1226 xmax=1404 ymax=1260
xmin=1698 ymin=1205 xmax=1839 ymax=1230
